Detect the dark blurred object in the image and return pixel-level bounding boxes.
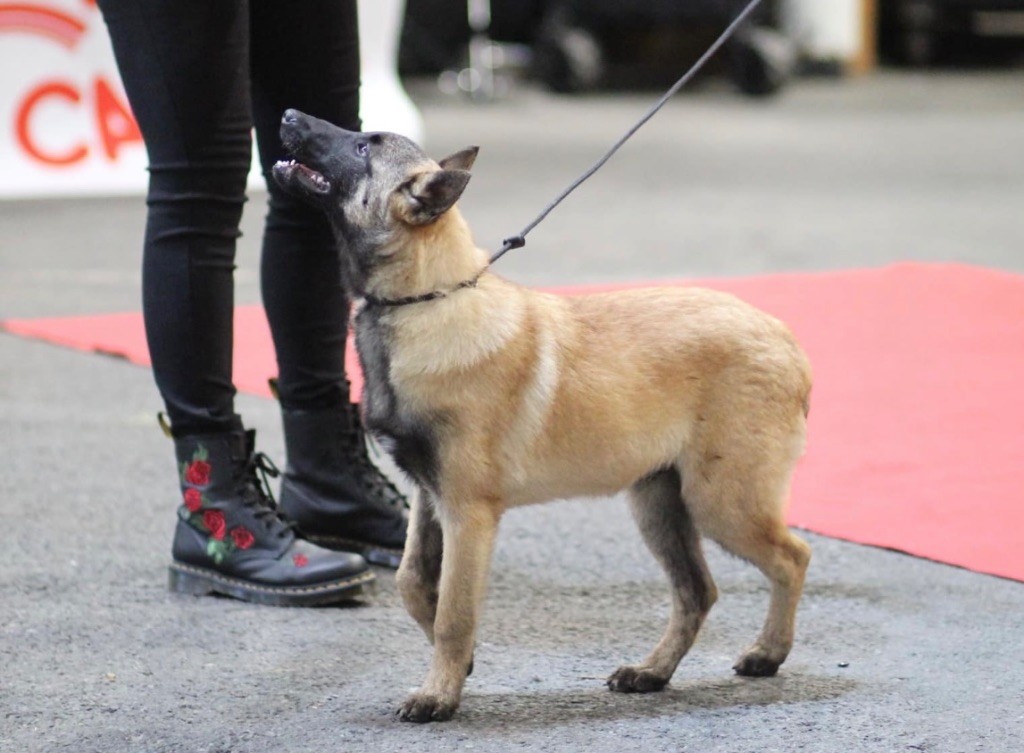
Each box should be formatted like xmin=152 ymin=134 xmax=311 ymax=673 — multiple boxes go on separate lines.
xmin=400 ymin=0 xmax=794 ymax=97
xmin=399 ymin=0 xmax=544 ymax=74
xmin=879 ymin=0 xmax=1024 ymax=65
xmin=531 ymin=0 xmax=790 ymax=95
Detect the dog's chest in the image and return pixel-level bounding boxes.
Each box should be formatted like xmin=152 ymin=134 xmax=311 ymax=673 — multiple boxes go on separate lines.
xmin=354 ymin=307 xmax=441 ymax=492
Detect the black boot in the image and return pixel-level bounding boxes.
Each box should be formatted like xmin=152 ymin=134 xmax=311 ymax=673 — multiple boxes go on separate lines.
xmin=278 ymin=401 xmax=408 ymax=568
xmin=168 ymin=428 xmax=374 ymax=605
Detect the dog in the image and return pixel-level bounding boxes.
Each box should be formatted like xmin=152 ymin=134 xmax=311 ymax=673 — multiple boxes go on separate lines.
xmin=274 ymin=109 xmax=813 ymax=723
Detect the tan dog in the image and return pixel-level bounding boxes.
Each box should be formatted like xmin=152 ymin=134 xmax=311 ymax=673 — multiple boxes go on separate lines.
xmin=274 ymin=110 xmax=813 ymax=723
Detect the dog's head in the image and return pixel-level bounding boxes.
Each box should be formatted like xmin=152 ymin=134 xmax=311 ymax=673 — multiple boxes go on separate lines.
xmin=273 ymin=109 xmax=478 ymax=293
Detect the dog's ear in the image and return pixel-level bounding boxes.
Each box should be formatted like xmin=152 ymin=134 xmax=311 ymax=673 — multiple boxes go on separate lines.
xmin=438 ymin=146 xmax=479 ymax=172
xmin=400 ymin=169 xmax=471 ymax=225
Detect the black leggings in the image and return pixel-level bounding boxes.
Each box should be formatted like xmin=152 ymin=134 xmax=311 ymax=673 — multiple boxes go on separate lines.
xmin=98 ymin=0 xmax=359 ymax=437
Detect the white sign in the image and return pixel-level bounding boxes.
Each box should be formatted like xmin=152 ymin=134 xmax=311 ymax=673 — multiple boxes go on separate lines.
xmin=0 ymin=0 xmax=147 ymax=197
xmin=0 ymin=0 xmax=421 ymax=199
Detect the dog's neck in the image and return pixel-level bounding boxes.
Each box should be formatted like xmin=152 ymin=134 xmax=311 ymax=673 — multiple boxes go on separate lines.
xmin=366 ymin=208 xmax=489 ymax=304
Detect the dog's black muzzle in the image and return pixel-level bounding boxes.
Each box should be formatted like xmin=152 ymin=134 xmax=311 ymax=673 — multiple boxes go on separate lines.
xmin=274 ymin=109 xmax=362 ymax=200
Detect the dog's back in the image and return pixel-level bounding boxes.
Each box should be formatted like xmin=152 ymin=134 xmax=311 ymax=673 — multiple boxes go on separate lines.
xmin=481 ymin=283 xmax=811 ymax=507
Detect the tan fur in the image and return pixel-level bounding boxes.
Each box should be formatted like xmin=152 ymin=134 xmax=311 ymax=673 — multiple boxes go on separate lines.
xmin=370 ymin=200 xmax=813 ymax=722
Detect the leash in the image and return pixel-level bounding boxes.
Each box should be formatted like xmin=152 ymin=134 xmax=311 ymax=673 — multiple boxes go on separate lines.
xmin=365 ymin=0 xmax=764 ymax=308
xmin=489 ymin=0 xmax=765 ymax=265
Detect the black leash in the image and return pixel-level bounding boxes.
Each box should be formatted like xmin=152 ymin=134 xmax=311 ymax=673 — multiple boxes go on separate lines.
xmin=365 ymin=0 xmax=764 ymax=308
xmin=489 ymin=0 xmax=765 ymax=265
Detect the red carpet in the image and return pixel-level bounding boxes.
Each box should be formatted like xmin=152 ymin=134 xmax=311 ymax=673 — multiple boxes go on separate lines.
xmin=4 ymin=263 xmax=1023 ymax=581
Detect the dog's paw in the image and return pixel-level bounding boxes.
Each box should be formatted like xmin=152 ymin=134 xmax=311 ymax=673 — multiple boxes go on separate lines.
xmin=396 ymin=692 xmax=458 ymax=723
xmin=606 ymin=665 xmax=669 ymax=693
xmin=733 ymin=645 xmax=784 ymax=677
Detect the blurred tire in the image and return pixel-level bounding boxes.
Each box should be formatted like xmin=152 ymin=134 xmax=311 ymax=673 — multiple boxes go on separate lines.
xmin=729 ymin=26 xmax=794 ymax=97
xmin=533 ymin=13 xmax=604 ymax=93
xmin=897 ymin=0 xmax=940 ymax=65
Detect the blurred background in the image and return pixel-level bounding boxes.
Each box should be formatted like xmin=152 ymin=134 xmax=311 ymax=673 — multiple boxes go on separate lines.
xmin=0 ymin=0 xmax=1021 ymax=306
xmin=3 ymin=0 xmax=1023 ymax=197
xmin=399 ymin=0 xmax=1024 ymax=97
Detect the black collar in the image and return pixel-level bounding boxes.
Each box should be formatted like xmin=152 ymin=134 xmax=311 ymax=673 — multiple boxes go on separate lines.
xmin=362 ymin=267 xmax=488 ymax=308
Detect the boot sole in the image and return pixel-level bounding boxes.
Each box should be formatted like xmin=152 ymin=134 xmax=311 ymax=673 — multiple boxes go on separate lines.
xmin=306 ymin=535 xmax=404 ymax=569
xmin=168 ymin=562 xmax=376 ymax=607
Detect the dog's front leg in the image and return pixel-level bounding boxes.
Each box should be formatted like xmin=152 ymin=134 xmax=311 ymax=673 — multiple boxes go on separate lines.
xmin=397 ymin=502 xmax=500 ymax=723
xmin=396 ymin=488 xmax=443 ymax=643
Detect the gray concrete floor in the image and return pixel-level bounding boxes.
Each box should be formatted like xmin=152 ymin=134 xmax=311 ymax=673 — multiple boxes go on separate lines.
xmin=2 ymin=72 xmax=1023 ymax=752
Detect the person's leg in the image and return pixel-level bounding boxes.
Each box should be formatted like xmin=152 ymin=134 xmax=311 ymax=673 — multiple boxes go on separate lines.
xmin=250 ymin=0 xmax=360 ymax=411
xmin=99 ymin=0 xmax=251 ymax=436
xmin=250 ymin=1 xmax=408 ymax=568
xmin=97 ymin=0 xmax=372 ymax=602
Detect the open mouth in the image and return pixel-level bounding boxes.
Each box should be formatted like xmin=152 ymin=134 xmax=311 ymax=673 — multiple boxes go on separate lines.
xmin=273 ymin=158 xmax=331 ymax=195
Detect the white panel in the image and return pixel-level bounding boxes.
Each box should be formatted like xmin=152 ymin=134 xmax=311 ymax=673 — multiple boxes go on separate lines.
xmin=0 ymin=0 xmax=421 ymax=199
xmin=783 ymin=0 xmax=861 ymax=61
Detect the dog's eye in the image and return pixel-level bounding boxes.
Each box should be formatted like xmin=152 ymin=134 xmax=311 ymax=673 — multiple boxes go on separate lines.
xmin=356 ymin=142 xmax=369 ymax=157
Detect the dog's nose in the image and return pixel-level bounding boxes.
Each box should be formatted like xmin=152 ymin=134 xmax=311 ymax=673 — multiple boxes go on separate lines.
xmin=281 ymin=109 xmax=299 ymax=125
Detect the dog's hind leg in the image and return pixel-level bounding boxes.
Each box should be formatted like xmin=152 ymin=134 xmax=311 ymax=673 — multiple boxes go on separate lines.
xmin=396 ymin=488 xmax=444 ymax=644
xmin=397 ymin=499 xmax=501 ymax=723
xmin=683 ymin=456 xmax=811 ymax=678
xmin=607 ymin=468 xmax=717 ymax=693
xmin=722 ymin=516 xmax=810 ymax=677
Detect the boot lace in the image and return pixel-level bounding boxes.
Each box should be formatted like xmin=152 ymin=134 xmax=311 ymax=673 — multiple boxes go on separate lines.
xmin=341 ymin=404 xmax=408 ymax=510
xmin=240 ymin=451 xmax=296 ymax=538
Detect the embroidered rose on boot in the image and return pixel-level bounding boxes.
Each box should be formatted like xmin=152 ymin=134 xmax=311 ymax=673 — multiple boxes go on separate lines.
xmin=180 ymin=443 xmax=212 ymax=487
xmin=183 ymin=488 xmax=202 ymax=513
xmin=230 ymin=527 xmax=255 ymax=550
